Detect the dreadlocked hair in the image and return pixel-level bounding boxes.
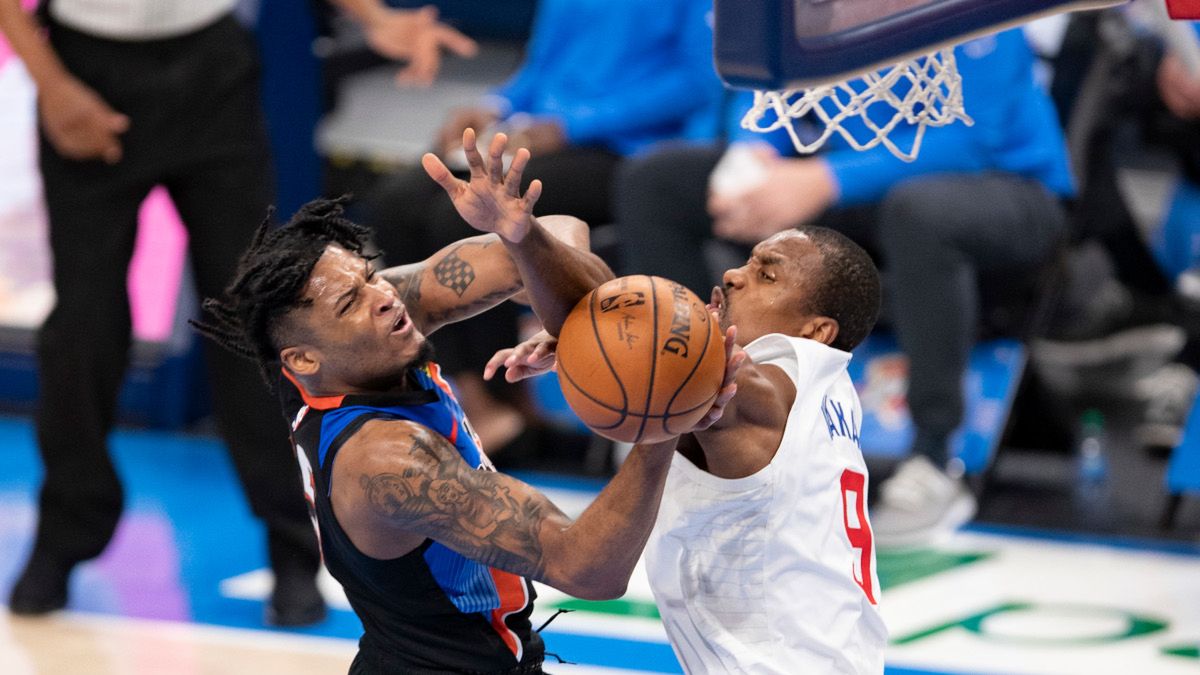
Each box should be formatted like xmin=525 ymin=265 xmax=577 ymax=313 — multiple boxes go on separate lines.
xmin=190 ymin=195 xmax=377 ymax=385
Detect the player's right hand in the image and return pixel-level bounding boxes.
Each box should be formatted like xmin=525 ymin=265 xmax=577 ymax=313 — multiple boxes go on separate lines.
xmin=422 ymin=128 xmax=542 ymax=243
xmin=38 ymin=75 xmax=129 ymax=164
xmin=484 ymin=330 xmax=557 ymax=383
xmin=689 ymin=321 xmax=745 ymax=431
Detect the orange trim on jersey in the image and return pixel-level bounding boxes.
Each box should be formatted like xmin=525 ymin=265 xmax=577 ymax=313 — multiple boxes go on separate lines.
xmin=281 ymin=368 xmax=346 ymax=410
xmin=487 ymin=569 xmax=529 ymax=661
xmin=447 ymin=416 xmax=460 ymax=445
xmin=426 ymin=362 xmax=456 ymax=398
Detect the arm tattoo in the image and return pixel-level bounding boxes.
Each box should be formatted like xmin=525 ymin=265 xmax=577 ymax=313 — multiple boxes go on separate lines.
xmin=360 ymin=430 xmax=554 ymax=579
xmin=386 ymin=269 xmax=422 ymax=305
xmin=433 ymin=246 xmax=476 ymax=297
xmin=421 ymin=285 xmax=523 ymax=325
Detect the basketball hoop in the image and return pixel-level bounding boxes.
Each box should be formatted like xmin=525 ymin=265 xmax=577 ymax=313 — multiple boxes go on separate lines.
xmin=742 ymin=48 xmax=972 ymax=162
xmin=715 ymin=0 xmax=1129 ymax=162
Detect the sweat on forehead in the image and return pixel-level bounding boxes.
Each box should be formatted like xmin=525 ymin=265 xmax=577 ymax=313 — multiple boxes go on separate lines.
xmin=305 ymin=245 xmax=370 ymax=294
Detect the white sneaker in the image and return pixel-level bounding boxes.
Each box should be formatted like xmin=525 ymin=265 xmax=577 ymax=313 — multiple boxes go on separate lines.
xmin=1135 ymin=363 xmax=1199 ymax=453
xmin=871 ymin=455 xmax=977 ymax=549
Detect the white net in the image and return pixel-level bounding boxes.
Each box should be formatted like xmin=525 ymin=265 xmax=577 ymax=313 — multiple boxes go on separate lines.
xmin=741 ymin=48 xmax=974 ymax=162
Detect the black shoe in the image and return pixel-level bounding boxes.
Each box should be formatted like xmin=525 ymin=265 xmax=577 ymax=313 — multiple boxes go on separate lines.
xmin=266 ymin=571 xmax=326 ymax=627
xmin=9 ymin=553 xmax=73 ymax=616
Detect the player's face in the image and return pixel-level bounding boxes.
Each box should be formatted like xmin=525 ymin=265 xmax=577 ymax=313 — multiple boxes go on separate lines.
xmin=298 ymin=245 xmax=430 ymax=386
xmin=712 ymin=230 xmax=823 ymax=345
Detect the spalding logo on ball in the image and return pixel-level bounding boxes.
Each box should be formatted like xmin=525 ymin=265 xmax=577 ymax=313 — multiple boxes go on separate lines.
xmin=556 ymin=275 xmax=725 ymax=444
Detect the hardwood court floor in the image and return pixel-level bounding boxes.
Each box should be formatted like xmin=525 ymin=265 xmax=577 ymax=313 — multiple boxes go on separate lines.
xmin=1 ymin=415 xmax=1198 ymax=674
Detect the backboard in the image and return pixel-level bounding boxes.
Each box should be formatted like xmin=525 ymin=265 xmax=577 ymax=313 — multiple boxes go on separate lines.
xmin=715 ymin=0 xmax=1128 ymax=91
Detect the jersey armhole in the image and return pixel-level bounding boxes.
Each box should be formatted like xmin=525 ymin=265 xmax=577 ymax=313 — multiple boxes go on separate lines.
xmin=320 ymin=412 xmax=386 ymax=497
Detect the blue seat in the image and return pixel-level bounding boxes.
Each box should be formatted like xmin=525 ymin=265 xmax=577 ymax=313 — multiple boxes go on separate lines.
xmin=849 ymin=333 xmax=1027 ymax=476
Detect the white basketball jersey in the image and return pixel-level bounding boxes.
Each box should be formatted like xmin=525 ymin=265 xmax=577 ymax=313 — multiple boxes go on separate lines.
xmin=644 ymin=333 xmax=887 ymax=674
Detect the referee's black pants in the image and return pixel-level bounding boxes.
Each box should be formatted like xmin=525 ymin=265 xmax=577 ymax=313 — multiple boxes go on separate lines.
xmin=30 ymin=16 xmax=318 ymax=578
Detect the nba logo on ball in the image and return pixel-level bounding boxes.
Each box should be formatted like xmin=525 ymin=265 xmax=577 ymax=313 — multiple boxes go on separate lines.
xmin=556 ymin=275 xmax=725 ymax=444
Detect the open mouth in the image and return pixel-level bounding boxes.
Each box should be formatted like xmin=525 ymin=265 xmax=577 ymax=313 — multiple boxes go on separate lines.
xmin=709 ymin=286 xmax=726 ymax=313
xmin=390 ymin=308 xmax=411 ymax=335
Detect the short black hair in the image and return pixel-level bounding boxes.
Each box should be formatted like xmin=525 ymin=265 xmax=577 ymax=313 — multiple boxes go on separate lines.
xmin=795 ymin=226 xmax=881 ymax=351
xmin=190 ymin=196 xmax=375 ymax=383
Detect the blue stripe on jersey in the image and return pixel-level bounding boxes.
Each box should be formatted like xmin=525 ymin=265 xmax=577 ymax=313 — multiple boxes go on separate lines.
xmin=422 ymin=542 xmax=502 ymax=614
xmin=316 ymin=365 xmax=502 ymax=615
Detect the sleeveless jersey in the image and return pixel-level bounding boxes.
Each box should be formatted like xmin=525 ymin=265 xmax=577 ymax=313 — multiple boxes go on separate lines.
xmin=643 ymin=334 xmax=887 ymax=674
xmin=280 ymin=363 xmax=544 ymax=674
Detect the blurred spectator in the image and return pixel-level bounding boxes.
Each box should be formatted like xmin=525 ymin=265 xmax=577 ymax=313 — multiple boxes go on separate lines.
xmin=359 ymin=0 xmax=719 ymax=457
xmin=0 ymin=0 xmax=472 ymax=625
xmin=616 ymin=28 xmax=1074 ymax=547
xmin=1034 ymin=13 xmax=1200 ymax=456
xmin=1136 ymin=23 xmax=1200 ymax=453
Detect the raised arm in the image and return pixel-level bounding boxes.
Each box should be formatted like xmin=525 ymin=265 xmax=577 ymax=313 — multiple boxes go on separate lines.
xmin=422 ymin=129 xmax=613 ymax=335
xmin=378 ymin=215 xmax=590 ymax=335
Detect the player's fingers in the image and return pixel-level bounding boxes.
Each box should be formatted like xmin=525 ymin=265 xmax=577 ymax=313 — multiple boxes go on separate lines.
xmin=421 ymin=152 xmax=460 ymax=194
xmin=484 ymin=348 xmax=515 ymax=381
xmin=505 ymin=147 xmax=531 ymax=198
xmin=523 ymin=179 xmax=543 ymax=212
xmin=694 ymin=384 xmax=737 ymax=429
xmin=529 ymin=340 xmax=553 ymax=363
xmin=461 ymin=127 xmax=485 ymax=179
xmin=488 ymin=132 xmax=508 ymax=184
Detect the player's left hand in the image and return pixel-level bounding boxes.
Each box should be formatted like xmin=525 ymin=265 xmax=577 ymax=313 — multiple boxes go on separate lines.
xmin=689 ymin=322 xmax=746 ymax=431
xmin=422 ymin=128 xmax=542 ymax=243
xmin=484 ymin=330 xmax=558 ymax=383
xmin=709 ymin=157 xmax=837 ymax=243
xmin=362 ymin=5 xmax=479 ymax=87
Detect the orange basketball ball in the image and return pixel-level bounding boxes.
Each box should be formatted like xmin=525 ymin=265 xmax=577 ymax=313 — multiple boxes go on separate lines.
xmin=556 ymin=275 xmax=725 ymax=444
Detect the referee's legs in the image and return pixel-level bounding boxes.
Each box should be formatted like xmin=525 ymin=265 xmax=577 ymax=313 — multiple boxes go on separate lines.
xmin=11 ymin=138 xmax=151 ymax=614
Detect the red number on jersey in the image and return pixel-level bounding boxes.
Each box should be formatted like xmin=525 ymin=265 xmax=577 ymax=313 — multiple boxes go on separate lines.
xmin=840 ymin=469 xmax=877 ymax=604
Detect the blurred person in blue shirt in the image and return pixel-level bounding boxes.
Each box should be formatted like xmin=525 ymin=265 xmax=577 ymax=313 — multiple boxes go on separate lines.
xmin=360 ymin=0 xmax=719 ymax=457
xmin=616 ymin=28 xmax=1074 ymax=547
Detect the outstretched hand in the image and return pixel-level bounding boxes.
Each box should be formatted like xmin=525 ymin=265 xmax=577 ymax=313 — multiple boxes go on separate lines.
xmin=689 ymin=322 xmax=745 ymax=432
xmin=422 ymin=128 xmax=542 ymax=243
xmin=484 ymin=330 xmax=558 ymax=383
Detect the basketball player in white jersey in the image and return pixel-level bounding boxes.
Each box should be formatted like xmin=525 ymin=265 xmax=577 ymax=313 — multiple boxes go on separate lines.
xmin=489 ymin=227 xmax=887 ymax=673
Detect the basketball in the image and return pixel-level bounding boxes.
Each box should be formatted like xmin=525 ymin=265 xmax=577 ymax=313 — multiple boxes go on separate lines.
xmin=556 ymin=275 xmax=725 ymax=444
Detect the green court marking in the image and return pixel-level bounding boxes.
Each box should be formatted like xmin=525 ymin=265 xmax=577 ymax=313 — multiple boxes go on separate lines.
xmin=1163 ymin=645 xmax=1200 ymax=660
xmin=877 ymin=548 xmax=993 ymax=589
xmin=551 ymin=597 xmax=662 ymax=620
xmin=550 ymin=548 xmax=993 ymax=619
xmin=893 ymin=602 xmax=1170 ymax=646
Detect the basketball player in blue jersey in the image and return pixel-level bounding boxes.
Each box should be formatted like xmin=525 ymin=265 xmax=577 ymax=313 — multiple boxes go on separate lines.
xmin=193 ymin=129 xmax=742 ymax=674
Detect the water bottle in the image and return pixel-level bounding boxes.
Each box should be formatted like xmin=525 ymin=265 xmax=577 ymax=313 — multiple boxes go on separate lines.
xmin=1075 ymin=409 xmax=1109 ymax=513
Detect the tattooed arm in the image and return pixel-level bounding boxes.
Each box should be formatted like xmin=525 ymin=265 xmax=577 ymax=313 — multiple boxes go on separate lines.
xmin=332 ymin=334 xmax=743 ymax=600
xmin=422 ymin=129 xmax=613 ymax=335
xmin=330 ymin=418 xmax=679 ymax=600
xmin=379 ymin=215 xmax=589 ymax=335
